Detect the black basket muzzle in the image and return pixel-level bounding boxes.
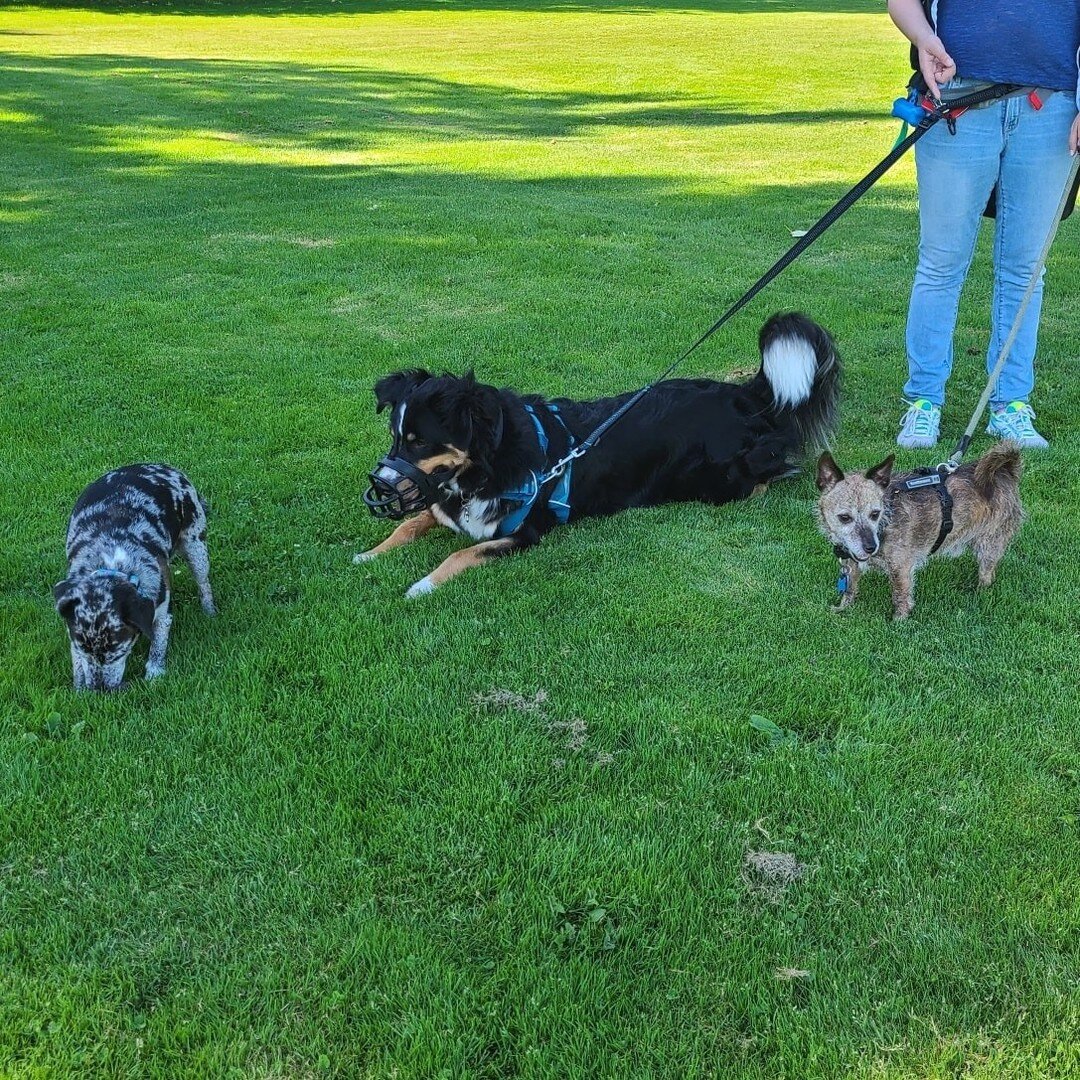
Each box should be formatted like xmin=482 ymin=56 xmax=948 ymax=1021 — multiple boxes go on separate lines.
xmin=363 ymin=455 xmax=444 ymax=521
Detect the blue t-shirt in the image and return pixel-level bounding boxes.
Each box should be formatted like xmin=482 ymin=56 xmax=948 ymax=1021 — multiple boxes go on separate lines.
xmin=935 ymin=0 xmax=1080 ymax=92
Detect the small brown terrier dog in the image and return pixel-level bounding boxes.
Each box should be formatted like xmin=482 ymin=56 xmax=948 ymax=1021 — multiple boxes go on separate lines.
xmin=815 ymin=442 xmax=1023 ymax=620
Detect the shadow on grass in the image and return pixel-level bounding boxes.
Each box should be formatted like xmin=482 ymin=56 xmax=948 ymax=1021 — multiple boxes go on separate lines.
xmin=0 ymin=46 xmax=922 ymax=431
xmin=20 ymin=0 xmax=883 ymax=16
xmin=0 ymin=51 xmax=885 ymax=152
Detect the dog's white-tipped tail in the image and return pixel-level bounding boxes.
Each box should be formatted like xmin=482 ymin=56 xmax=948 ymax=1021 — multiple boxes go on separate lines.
xmin=757 ymin=312 xmax=841 ymax=451
xmin=762 ymin=334 xmax=817 ymax=407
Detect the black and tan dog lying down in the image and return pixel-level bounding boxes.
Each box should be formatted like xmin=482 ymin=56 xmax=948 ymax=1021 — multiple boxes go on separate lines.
xmin=356 ymin=312 xmax=840 ymax=597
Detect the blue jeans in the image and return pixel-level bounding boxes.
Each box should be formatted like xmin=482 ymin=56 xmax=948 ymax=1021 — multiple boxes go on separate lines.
xmin=904 ymin=83 xmax=1077 ymax=408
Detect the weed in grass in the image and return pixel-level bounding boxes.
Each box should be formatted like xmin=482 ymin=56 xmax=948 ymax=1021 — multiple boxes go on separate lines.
xmin=749 ymin=712 xmax=798 ymax=748
xmin=551 ymin=895 xmax=620 ymax=953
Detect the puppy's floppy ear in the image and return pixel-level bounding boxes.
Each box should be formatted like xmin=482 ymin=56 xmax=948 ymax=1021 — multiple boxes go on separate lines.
xmin=816 ymin=452 xmax=844 ymax=492
xmin=865 ymin=454 xmax=895 ymax=490
xmin=53 ymin=579 xmax=78 ymax=623
xmin=373 ymin=369 xmax=433 ymax=414
xmin=116 ymin=583 xmax=156 ymax=640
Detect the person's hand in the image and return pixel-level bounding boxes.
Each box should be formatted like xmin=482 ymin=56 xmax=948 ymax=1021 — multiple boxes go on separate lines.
xmin=1069 ymin=112 xmax=1080 ymax=155
xmin=916 ymin=34 xmax=956 ymax=100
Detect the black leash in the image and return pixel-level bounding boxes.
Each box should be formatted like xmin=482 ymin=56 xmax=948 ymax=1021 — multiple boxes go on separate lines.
xmin=542 ymin=81 xmax=1023 ymax=485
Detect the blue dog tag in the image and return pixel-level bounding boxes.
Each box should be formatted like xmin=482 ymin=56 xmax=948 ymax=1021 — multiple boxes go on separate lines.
xmin=837 ymin=568 xmax=849 ymax=594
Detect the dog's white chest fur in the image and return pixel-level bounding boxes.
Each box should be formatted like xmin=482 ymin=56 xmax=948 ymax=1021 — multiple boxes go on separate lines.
xmin=433 ymin=498 xmax=500 ymax=540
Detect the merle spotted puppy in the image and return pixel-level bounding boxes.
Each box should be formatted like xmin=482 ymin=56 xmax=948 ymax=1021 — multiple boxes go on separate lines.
xmin=54 ymin=464 xmax=216 ymax=691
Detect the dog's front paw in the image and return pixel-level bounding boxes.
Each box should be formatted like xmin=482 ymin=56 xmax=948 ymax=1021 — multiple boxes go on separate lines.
xmin=405 ymin=576 xmax=435 ymax=599
xmin=353 ymin=550 xmax=378 ymax=565
xmin=145 ymin=662 xmax=166 ymax=679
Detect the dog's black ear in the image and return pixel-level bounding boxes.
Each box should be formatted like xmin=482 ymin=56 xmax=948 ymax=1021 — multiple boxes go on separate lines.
xmin=440 ymin=371 xmax=502 ymax=454
xmin=117 ymin=584 xmax=156 ymax=640
xmin=816 ymin=452 xmax=844 ymax=492
xmin=865 ymin=454 xmax=895 ymax=490
xmin=373 ymin=369 xmax=433 ymax=414
xmin=53 ymin=579 xmax=78 ymax=623
xmin=464 ymin=382 xmax=506 ymax=455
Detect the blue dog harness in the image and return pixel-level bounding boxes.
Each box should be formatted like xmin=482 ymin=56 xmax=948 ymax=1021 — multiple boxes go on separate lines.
xmin=94 ymin=567 xmax=141 ymax=588
xmin=495 ymin=404 xmax=574 ymax=538
xmin=93 ymin=566 xmax=149 ymax=600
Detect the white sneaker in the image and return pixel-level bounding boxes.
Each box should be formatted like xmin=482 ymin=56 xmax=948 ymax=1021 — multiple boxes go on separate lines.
xmin=987 ymin=401 xmax=1049 ymax=449
xmin=897 ymin=398 xmax=941 ymax=449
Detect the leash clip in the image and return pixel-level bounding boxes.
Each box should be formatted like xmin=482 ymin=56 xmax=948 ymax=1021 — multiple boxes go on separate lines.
xmin=542 ymin=443 xmax=588 ymax=483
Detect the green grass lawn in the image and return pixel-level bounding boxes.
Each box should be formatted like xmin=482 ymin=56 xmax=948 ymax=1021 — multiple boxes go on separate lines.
xmin=3 ymin=2 xmax=1080 ymax=1076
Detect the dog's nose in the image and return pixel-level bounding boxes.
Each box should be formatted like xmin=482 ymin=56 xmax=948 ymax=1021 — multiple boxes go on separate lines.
xmin=858 ymin=526 xmax=878 ymax=558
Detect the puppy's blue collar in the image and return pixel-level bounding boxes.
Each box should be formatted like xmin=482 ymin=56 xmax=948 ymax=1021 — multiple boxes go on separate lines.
xmin=93 ymin=567 xmax=146 ymax=597
xmin=495 ymin=404 xmax=574 ymax=538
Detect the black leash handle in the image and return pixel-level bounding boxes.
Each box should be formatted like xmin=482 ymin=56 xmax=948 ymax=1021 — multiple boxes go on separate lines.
xmin=541 ymin=83 xmax=1023 ymax=480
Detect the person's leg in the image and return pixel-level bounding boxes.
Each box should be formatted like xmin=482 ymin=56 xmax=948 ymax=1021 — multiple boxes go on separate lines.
xmin=904 ymin=98 xmax=1004 ymax=407
xmin=988 ymin=91 xmax=1075 ymax=412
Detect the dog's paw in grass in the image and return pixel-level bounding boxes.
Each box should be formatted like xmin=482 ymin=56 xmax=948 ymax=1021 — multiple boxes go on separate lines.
xmin=405 ymin=577 xmax=435 ymax=599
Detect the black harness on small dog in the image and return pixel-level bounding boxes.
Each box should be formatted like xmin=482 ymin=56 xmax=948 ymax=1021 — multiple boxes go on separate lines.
xmin=899 ymin=466 xmax=954 ymax=554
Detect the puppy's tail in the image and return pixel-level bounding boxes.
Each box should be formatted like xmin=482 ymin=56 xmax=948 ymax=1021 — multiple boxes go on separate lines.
xmin=755 ymin=311 xmax=841 ymax=451
xmin=973 ymin=440 xmax=1023 ymax=496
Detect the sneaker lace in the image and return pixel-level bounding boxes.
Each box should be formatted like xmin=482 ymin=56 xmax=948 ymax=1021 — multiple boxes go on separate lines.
xmin=1004 ymin=403 xmax=1038 ymax=437
xmin=903 ymin=401 xmax=937 ymax=438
